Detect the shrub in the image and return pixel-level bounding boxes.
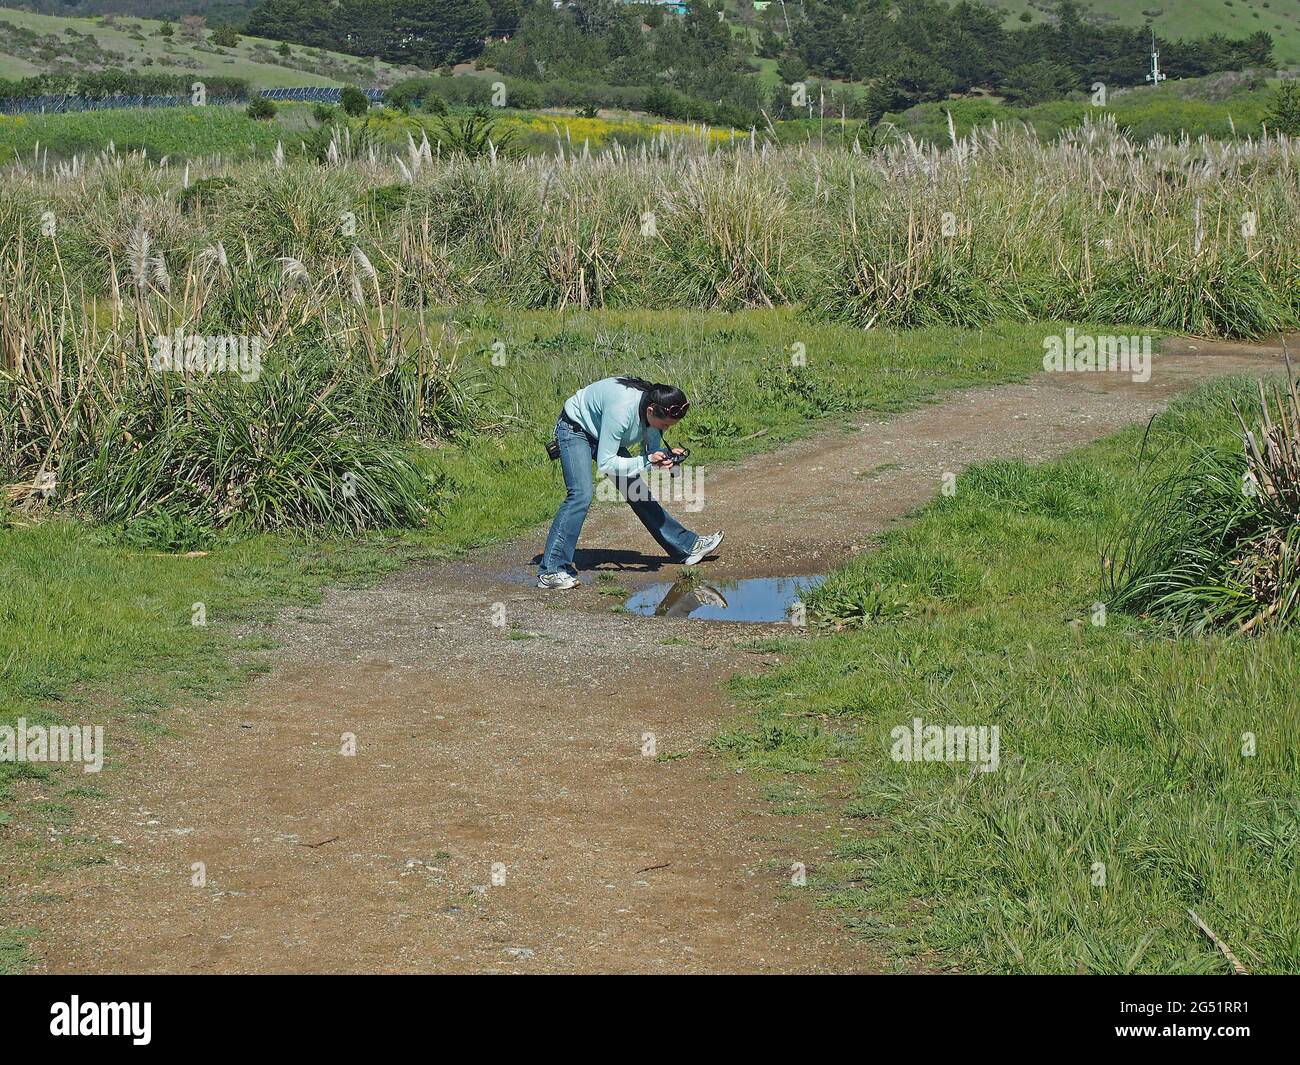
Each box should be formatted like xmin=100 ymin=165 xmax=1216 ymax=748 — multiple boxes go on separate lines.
xmin=383 ymin=79 xmax=425 ymax=112
xmin=382 ymin=78 xmax=450 ymax=115
xmin=177 ymin=175 xmax=237 ymax=213
xmin=432 ymin=108 xmax=516 ymax=158
xmin=81 ymin=343 xmax=439 ymax=534
xmin=0 ymin=72 xmax=250 ymax=101
xmin=340 ymin=85 xmax=370 ymax=116
xmin=1266 ymin=81 xmax=1300 ymax=135
xmin=642 ymin=83 xmax=685 ymax=119
xmin=246 ymin=96 xmax=277 ymax=121
xmin=508 ymin=83 xmax=541 ymax=110
xmin=1 ymin=247 xmax=486 ymax=534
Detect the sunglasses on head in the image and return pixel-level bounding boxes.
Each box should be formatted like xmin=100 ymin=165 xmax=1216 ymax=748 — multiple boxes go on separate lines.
xmin=653 ymin=400 xmax=689 ymax=419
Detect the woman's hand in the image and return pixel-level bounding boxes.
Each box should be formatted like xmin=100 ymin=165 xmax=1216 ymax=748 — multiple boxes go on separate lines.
xmin=649 ymin=448 xmax=686 ymax=469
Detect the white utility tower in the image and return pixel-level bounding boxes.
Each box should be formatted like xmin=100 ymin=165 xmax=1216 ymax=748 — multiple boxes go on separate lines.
xmin=1145 ymin=29 xmax=1167 ymax=86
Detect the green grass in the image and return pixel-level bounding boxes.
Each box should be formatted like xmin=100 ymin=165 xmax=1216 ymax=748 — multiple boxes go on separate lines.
xmin=0 ymin=520 xmax=431 ymax=799
xmin=0 ymin=311 xmax=1098 ymax=989
xmin=0 ymin=102 xmax=295 ymax=162
xmin=0 ymin=8 xmax=412 ymax=87
xmin=719 ymin=376 xmax=1300 ymax=974
xmin=889 ymin=80 xmax=1282 ymax=145
xmin=0 ymin=925 xmax=36 ymax=973
xmin=0 ymin=76 xmax=1279 ymax=169
xmin=0 ymin=100 xmax=718 ymax=164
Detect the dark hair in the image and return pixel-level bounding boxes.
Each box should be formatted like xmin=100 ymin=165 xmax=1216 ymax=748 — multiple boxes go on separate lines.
xmin=616 ymin=376 xmax=690 ymax=421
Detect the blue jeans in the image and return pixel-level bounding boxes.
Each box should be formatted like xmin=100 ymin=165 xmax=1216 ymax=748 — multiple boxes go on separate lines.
xmin=541 ymin=415 xmax=698 ymax=576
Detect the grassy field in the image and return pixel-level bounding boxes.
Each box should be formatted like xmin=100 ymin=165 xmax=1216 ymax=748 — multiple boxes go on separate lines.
xmin=0 ymin=7 xmax=412 ymax=87
xmin=720 ymin=376 xmax=1300 ymax=973
xmin=887 ymin=77 xmax=1285 ymax=144
xmin=0 ymin=101 xmax=739 ymax=162
xmin=0 ymin=76 xmax=1286 ymax=166
xmin=0 ymin=103 xmax=294 ymax=160
xmin=989 ymin=0 xmax=1300 ymax=68
xmin=0 ymin=117 xmax=1293 ymax=586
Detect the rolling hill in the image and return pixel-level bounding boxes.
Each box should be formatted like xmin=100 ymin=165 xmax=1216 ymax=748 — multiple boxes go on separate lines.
xmin=988 ymin=0 xmax=1300 ymax=68
xmin=0 ymin=7 xmax=415 ymax=88
xmin=0 ymin=1 xmax=1294 ymax=99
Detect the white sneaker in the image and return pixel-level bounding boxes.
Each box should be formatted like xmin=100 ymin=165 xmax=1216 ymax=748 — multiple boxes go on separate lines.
xmin=537 ymin=572 xmax=579 ymax=590
xmin=682 ymin=531 xmax=724 ymax=566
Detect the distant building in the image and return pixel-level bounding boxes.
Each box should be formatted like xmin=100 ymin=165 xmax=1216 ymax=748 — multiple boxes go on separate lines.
xmin=618 ymin=0 xmax=688 ymax=14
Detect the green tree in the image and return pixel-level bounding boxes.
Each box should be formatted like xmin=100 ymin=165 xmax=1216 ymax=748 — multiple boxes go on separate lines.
xmin=1266 ymin=81 xmax=1300 ymax=136
xmin=862 ymin=75 xmax=909 ymax=123
xmin=340 ymin=85 xmax=370 ymax=115
xmin=757 ymin=25 xmax=783 ymax=61
xmin=331 ymin=0 xmax=395 ymax=58
xmin=392 ymin=0 xmax=492 ymax=67
xmin=1002 ymin=59 xmax=1078 ymax=105
xmin=508 ymin=82 xmax=542 ymax=109
xmin=246 ymin=0 xmax=339 ymax=52
xmin=642 ymin=82 xmax=684 ymax=119
xmin=683 ymin=1 xmax=733 ymax=62
xmin=489 ymin=0 xmax=523 ymax=37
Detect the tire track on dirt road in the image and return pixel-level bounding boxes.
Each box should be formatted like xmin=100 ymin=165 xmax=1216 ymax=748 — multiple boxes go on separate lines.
xmin=8 ymin=337 xmax=1288 ymax=973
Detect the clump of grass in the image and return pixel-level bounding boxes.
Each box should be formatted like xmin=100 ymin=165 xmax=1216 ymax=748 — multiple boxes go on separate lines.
xmin=1105 ymin=364 xmax=1300 ymax=633
xmin=0 ymin=224 xmax=488 ymax=534
xmin=0 ymin=927 xmax=36 ymax=976
xmin=82 ymin=342 xmax=438 ymax=534
xmin=595 ymin=573 xmax=628 ymax=598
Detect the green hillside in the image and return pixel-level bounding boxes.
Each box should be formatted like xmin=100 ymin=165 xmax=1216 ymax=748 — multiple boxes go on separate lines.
xmin=0 ymin=7 xmax=415 ymax=88
xmin=989 ymin=0 xmax=1300 ymax=68
xmin=0 ymin=2 xmax=1294 ymax=108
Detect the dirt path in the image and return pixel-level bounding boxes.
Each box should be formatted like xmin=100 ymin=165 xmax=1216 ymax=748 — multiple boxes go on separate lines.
xmin=7 ymin=337 xmax=1289 ymax=974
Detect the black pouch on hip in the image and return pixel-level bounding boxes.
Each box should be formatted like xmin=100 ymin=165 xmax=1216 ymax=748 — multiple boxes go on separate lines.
xmin=545 ymin=438 xmax=561 ymax=461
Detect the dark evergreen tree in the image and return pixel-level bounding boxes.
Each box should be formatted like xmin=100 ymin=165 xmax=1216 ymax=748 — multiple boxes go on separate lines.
xmin=391 ymin=0 xmax=492 ymax=67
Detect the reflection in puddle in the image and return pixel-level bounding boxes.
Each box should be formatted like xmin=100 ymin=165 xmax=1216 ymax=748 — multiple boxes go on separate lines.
xmin=624 ymin=575 xmax=825 ymax=623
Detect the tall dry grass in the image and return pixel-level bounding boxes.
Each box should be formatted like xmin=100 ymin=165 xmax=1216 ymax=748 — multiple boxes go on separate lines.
xmin=2 ymin=117 xmax=1297 ymax=528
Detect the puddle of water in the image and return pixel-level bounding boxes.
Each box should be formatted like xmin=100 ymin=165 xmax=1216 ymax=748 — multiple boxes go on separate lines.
xmin=624 ymin=575 xmax=825 ymax=623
